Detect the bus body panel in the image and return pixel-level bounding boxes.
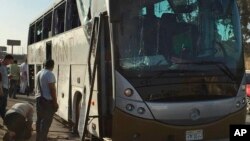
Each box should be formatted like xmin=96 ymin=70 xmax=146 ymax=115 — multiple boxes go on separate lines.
xmin=112 ymin=108 xmax=246 ymax=141
xmin=28 ymin=26 xmax=88 ymax=64
xmin=71 ymin=64 xmax=87 ymax=87
xmin=28 ymin=43 xmax=46 ymax=64
xmin=52 ymin=27 xmax=88 ymax=65
xmin=88 ymin=90 xmax=101 ymax=137
xmin=78 ymin=69 xmax=92 ymax=138
xmin=28 ymin=26 xmax=88 ymax=122
xmin=57 ymin=64 xmax=71 ymax=120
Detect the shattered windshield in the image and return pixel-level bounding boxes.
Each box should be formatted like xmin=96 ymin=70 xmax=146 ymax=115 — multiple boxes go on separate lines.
xmin=114 ymin=0 xmax=244 ymax=101
xmin=116 ymin=0 xmax=242 ymax=76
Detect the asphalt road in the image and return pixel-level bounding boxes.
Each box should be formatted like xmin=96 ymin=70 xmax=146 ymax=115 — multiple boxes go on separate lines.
xmin=0 ymin=94 xmax=80 ymax=141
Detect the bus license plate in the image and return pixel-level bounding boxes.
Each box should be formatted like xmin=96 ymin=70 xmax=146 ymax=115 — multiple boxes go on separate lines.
xmin=185 ymin=130 xmax=203 ymax=141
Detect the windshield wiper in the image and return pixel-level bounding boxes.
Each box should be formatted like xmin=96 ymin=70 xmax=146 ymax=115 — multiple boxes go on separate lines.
xmin=148 ymin=61 xmax=236 ymax=82
xmin=183 ymin=61 xmax=236 ymax=82
xmin=162 ymin=61 xmax=236 ymax=81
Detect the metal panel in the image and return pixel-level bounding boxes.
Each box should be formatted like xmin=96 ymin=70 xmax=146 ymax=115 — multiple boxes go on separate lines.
xmin=56 ymin=65 xmax=71 ymax=120
xmin=78 ymin=69 xmax=100 ymax=139
xmin=28 ymin=43 xmax=46 ymax=64
xmin=71 ymin=64 xmax=86 ymax=87
xmin=28 ymin=27 xmax=88 ymax=65
xmin=52 ymin=27 xmax=89 ymax=64
xmin=78 ymin=71 xmax=91 ymax=139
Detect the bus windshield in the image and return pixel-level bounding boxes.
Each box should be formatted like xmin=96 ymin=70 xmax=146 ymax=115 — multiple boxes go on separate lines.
xmin=115 ymin=0 xmax=244 ymax=101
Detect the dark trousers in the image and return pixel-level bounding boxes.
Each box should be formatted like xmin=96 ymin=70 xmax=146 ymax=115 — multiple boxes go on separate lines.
xmin=4 ymin=112 xmax=32 ymax=140
xmin=0 ymin=88 xmax=8 ymax=119
xmin=36 ymin=97 xmax=55 ymax=141
xmin=9 ymin=79 xmax=19 ymax=98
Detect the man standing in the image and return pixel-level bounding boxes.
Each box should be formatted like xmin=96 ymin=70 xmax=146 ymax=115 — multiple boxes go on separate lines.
xmin=20 ymin=59 xmax=28 ymax=95
xmin=0 ymin=54 xmax=14 ymax=120
xmin=35 ymin=59 xmax=58 ymax=141
xmin=9 ymin=60 xmax=20 ymax=99
xmin=4 ymin=102 xmax=34 ymax=140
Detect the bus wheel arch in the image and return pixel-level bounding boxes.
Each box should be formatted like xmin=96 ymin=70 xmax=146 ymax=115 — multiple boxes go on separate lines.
xmin=72 ymin=91 xmax=82 ymax=134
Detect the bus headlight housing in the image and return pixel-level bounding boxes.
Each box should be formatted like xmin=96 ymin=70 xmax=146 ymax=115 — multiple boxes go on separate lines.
xmin=115 ymin=72 xmax=153 ymax=119
xmin=137 ymin=107 xmax=145 ymax=114
xmin=124 ymin=88 xmax=133 ymax=97
xmin=116 ymin=97 xmax=153 ymax=119
xmin=126 ymin=104 xmax=134 ymax=111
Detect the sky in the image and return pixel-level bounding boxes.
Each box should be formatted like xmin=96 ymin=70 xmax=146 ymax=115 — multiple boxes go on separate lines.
xmin=0 ymin=0 xmax=54 ymax=55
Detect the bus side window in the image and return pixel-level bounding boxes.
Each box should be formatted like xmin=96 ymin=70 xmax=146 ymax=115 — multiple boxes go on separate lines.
xmin=66 ymin=0 xmax=80 ymax=31
xmin=35 ymin=20 xmax=43 ymax=42
xmin=53 ymin=3 xmax=66 ymax=35
xmin=28 ymin=24 xmax=35 ymax=45
xmin=43 ymin=12 xmax=52 ymax=39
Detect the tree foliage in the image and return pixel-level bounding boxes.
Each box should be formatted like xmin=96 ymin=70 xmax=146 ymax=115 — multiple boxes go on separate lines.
xmin=237 ymin=0 xmax=250 ymax=43
xmin=237 ymin=0 xmax=250 ymax=69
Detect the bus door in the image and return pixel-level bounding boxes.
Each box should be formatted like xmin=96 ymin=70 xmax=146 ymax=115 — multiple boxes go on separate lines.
xmin=57 ymin=64 xmax=71 ymax=121
xmin=97 ymin=13 xmax=113 ymax=138
xmin=79 ymin=13 xmax=112 ymax=140
xmin=78 ymin=17 xmax=100 ymax=140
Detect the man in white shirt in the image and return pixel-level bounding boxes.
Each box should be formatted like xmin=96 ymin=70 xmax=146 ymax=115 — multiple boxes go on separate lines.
xmin=19 ymin=59 xmax=29 ymax=95
xmin=4 ymin=102 xmax=34 ymax=140
xmin=36 ymin=59 xmax=58 ymax=141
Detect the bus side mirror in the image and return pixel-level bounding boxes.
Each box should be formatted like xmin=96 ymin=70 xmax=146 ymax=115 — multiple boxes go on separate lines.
xmin=108 ymin=0 xmax=121 ymax=22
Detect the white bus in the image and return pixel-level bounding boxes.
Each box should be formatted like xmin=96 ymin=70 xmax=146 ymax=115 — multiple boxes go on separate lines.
xmin=28 ymin=0 xmax=247 ymax=141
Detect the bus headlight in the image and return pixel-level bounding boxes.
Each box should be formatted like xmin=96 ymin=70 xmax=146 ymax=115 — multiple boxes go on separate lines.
xmin=126 ymin=104 xmax=134 ymax=111
xmin=242 ymin=98 xmax=246 ymax=105
xmin=124 ymin=88 xmax=133 ymax=97
xmin=236 ymin=101 xmax=241 ymax=108
xmin=137 ymin=107 xmax=145 ymax=114
xmin=117 ymin=97 xmax=154 ymax=119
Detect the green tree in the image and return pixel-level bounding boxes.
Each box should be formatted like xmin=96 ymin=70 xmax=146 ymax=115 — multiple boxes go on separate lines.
xmin=238 ymin=0 xmax=250 ymax=69
xmin=238 ymin=0 xmax=250 ymax=43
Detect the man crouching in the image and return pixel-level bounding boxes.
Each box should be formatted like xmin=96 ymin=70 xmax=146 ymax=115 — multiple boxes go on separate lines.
xmin=3 ymin=102 xmax=34 ymax=140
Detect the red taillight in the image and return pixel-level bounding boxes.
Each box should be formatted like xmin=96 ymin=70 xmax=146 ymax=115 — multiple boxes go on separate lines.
xmin=246 ymin=84 xmax=250 ymax=97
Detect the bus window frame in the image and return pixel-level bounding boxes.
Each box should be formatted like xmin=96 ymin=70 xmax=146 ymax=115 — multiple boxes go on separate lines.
xmin=43 ymin=10 xmax=53 ymax=40
xmin=28 ymin=23 xmax=36 ymax=45
xmin=52 ymin=1 xmax=66 ymax=36
xmin=35 ymin=18 xmax=43 ymax=42
xmin=66 ymin=0 xmax=81 ymax=31
xmin=28 ymin=0 xmax=82 ymax=45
